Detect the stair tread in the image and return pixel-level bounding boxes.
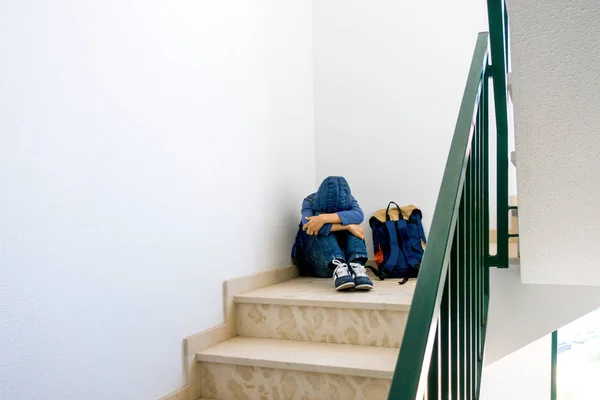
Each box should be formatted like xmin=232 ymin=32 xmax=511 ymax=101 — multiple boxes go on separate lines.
xmin=196 ymin=337 xmax=399 ymax=379
xmin=234 ymin=276 xmax=414 ymax=311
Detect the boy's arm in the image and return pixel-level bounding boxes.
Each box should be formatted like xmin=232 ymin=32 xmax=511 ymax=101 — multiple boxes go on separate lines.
xmin=304 ymin=215 xmax=365 ymax=239
xmin=301 ymin=197 xmax=315 ymax=226
xmin=304 ymin=219 xmax=364 ymax=239
xmin=331 ymin=223 xmax=365 ymax=239
xmin=316 ymin=213 xmax=342 ymax=235
xmin=303 ymin=212 xmax=341 ymax=235
xmin=336 ymin=196 xmax=365 ymax=225
xmin=303 ymin=196 xmax=364 ymax=235
xmin=320 ymin=213 xmax=342 ymax=224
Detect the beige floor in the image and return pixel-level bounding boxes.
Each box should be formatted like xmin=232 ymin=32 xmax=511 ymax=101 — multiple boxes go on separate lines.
xmin=234 ymin=276 xmax=415 ymax=312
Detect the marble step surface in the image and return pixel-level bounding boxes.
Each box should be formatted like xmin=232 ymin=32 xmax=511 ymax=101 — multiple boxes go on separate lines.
xmin=234 ymin=277 xmax=415 ymax=311
xmin=196 ymin=337 xmax=397 ymax=400
xmin=234 ymin=277 xmax=414 ymax=347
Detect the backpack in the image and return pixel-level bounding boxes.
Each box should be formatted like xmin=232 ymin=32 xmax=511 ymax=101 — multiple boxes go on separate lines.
xmin=368 ymin=202 xmax=427 ymax=284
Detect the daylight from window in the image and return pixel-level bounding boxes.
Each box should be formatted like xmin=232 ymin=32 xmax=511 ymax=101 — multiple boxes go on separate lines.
xmin=558 ymin=309 xmax=600 ymax=400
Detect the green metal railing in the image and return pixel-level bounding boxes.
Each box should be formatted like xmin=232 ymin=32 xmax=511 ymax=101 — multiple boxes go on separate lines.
xmin=488 ymin=0 xmax=512 ymax=268
xmin=388 ymin=32 xmax=491 ymax=400
xmin=551 ymin=331 xmax=558 ymax=400
xmin=387 ymin=1 xmax=511 ymax=397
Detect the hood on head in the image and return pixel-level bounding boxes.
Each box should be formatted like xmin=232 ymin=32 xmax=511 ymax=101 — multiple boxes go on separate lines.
xmin=313 ymin=176 xmax=352 ymax=213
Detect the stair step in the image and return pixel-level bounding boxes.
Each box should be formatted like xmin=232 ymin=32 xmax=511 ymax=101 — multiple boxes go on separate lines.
xmin=234 ymin=277 xmax=414 ymax=311
xmin=196 ymin=337 xmax=396 ymax=400
xmin=234 ymin=277 xmax=413 ymax=347
xmin=196 ymin=337 xmax=398 ymax=379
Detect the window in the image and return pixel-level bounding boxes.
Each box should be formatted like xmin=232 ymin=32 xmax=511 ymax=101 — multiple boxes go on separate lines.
xmin=556 ymin=309 xmax=600 ymax=399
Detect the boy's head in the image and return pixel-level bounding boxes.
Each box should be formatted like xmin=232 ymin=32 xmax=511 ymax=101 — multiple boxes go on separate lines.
xmin=313 ymin=176 xmax=352 ymax=213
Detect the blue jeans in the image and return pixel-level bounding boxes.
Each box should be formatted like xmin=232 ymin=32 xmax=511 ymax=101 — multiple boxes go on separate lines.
xmin=292 ymin=227 xmax=368 ymax=278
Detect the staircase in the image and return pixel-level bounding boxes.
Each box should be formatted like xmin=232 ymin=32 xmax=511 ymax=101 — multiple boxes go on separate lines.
xmin=194 ymin=2 xmax=517 ymax=399
xmin=195 ymin=277 xmax=415 ymax=400
xmin=194 ymin=17 xmax=499 ymax=400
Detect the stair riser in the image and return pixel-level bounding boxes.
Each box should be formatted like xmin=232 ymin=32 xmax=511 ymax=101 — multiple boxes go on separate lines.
xmin=236 ymin=303 xmax=407 ymax=347
xmin=197 ymin=363 xmax=391 ymax=400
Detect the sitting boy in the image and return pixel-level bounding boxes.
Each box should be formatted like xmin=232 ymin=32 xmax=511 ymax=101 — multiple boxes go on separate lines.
xmin=292 ymin=176 xmax=373 ymax=291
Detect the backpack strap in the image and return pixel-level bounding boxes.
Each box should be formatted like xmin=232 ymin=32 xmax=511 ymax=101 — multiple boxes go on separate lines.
xmin=365 ymin=265 xmax=410 ymax=285
xmin=410 ymin=209 xmax=427 ymax=244
xmin=396 ymin=219 xmax=420 ymax=268
xmin=382 ymin=220 xmax=401 ymax=277
xmin=385 ymin=201 xmax=402 ymax=221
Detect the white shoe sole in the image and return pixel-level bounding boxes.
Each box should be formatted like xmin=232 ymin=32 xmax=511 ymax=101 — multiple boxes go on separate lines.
xmin=355 ymin=284 xmax=373 ymax=290
xmin=336 ymin=282 xmax=356 ymax=291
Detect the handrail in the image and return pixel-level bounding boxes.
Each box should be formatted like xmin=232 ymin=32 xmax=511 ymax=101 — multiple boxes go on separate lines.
xmin=551 ymin=331 xmax=558 ymax=400
xmin=488 ymin=0 xmax=511 ymax=268
xmin=387 ymin=32 xmax=491 ymax=399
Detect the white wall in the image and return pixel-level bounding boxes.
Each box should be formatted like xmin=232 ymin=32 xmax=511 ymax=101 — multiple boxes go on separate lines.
xmin=510 ymin=0 xmax=600 ymax=286
xmin=486 ymin=265 xmax=600 ymax=365
xmin=481 ymin=335 xmax=552 ymax=400
xmin=0 ymin=1 xmax=314 ymax=399
xmin=313 ymin=0 xmax=488 ymax=254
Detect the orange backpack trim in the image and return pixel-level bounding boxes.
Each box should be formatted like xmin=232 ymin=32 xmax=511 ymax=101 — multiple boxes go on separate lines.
xmin=374 ymin=244 xmax=385 ymax=265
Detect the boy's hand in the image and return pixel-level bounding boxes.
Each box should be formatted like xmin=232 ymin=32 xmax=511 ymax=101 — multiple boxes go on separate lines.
xmin=348 ymin=224 xmax=365 ymax=240
xmin=303 ymin=215 xmax=326 ymax=235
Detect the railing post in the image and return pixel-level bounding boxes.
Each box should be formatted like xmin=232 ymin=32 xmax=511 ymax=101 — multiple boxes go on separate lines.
xmin=465 ymin=148 xmax=473 ymax=400
xmin=551 ymin=331 xmax=558 ymax=400
xmin=487 ymin=0 xmax=510 ymax=268
xmin=428 ymin=321 xmax=441 ymax=399
xmin=440 ymin=272 xmax=451 ymax=400
xmin=450 ymin=235 xmax=459 ymax=400
xmin=483 ymin=67 xmax=491 ymax=272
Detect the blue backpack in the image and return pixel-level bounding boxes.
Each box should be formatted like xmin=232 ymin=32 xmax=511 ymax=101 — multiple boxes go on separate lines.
xmin=368 ymin=202 xmax=426 ymax=284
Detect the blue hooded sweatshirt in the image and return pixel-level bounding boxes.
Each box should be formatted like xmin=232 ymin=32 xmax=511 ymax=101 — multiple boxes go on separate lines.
xmin=301 ymin=176 xmax=364 ymax=235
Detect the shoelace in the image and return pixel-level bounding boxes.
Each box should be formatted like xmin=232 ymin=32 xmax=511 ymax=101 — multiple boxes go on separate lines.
xmin=332 ymin=260 xmax=350 ymax=277
xmin=349 ymin=263 xmax=368 ymax=277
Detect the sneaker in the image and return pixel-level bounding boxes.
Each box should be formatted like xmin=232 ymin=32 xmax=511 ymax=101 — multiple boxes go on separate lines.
xmin=331 ymin=260 xmax=355 ymax=291
xmin=349 ymin=262 xmax=374 ymax=290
